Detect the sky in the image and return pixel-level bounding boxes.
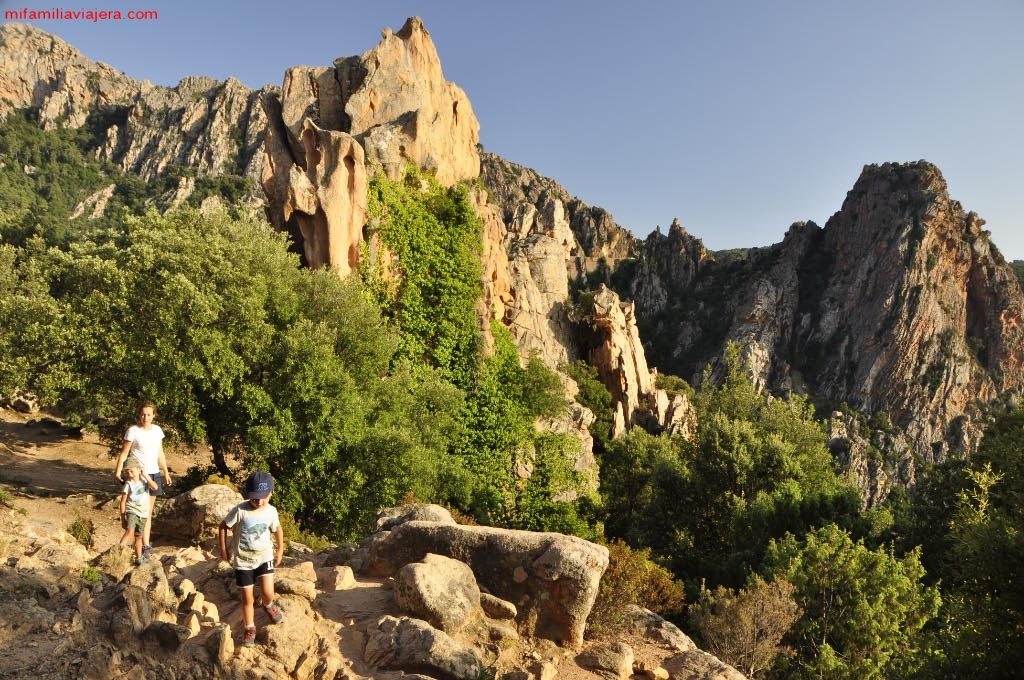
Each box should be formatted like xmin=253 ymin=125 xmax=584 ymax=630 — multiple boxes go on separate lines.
xmin=4 ymin=0 xmax=1023 ymax=259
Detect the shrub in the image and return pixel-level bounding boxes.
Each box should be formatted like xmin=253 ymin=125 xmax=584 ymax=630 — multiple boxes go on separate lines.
xmin=690 ymin=575 xmax=801 ymax=679
xmin=80 ymin=566 xmax=102 ymax=584
xmin=587 ymin=539 xmax=685 ymax=639
xmin=67 ymin=516 xmax=95 ymax=549
xmin=278 ymin=508 xmax=331 ymax=552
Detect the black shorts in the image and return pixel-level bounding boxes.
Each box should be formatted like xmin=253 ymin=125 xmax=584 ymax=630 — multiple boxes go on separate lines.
xmin=235 ymin=560 xmax=275 ymax=587
xmin=148 ymin=472 xmax=164 ymax=496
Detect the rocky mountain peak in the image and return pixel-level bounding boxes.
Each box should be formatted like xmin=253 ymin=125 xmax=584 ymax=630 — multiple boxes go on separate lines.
xmin=625 ymin=160 xmax=1024 ymax=501
xmin=0 ymin=21 xmax=269 ymax=191
xmin=260 ymin=16 xmax=480 ymax=274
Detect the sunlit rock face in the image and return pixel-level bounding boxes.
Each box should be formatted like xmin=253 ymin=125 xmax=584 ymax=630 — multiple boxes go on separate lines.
xmin=627 ymin=161 xmax=1024 ymax=502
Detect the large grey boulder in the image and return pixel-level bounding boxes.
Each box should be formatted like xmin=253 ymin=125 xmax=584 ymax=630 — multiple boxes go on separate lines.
xmin=356 ymin=518 xmax=609 ymax=647
xmin=394 ymin=553 xmax=481 ymax=633
xmin=152 ymin=483 xmax=242 ymax=542
xmin=363 ymin=615 xmax=483 ymax=680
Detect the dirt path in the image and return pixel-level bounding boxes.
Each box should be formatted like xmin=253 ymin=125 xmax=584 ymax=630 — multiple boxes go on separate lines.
xmin=0 ymin=411 xmax=200 ymax=553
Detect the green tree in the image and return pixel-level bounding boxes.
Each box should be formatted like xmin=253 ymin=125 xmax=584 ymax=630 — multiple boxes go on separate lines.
xmin=763 ymin=523 xmax=940 ymax=680
xmin=912 ymin=408 xmax=1024 ymax=678
xmin=599 ymin=343 xmax=861 ymax=589
xmin=0 ymin=207 xmax=471 ymax=540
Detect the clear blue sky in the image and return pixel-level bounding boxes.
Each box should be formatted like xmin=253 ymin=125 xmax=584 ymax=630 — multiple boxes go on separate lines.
xmin=5 ymin=0 xmax=1023 ymax=259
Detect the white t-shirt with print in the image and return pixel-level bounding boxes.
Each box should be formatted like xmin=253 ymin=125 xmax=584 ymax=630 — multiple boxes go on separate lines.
xmin=222 ymin=502 xmax=281 ymax=570
xmin=124 ymin=425 xmax=164 ymax=475
xmin=122 ymin=478 xmax=151 ymax=518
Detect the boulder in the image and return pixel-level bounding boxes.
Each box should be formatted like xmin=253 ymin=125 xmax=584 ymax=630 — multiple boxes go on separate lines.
xmin=662 ymin=650 xmax=748 ymax=680
xmin=577 ymin=641 xmax=634 ymax=679
xmin=264 ymin=595 xmax=317 ymax=674
xmin=394 ymin=553 xmax=481 ymax=633
xmin=363 ymin=615 xmax=483 ymax=680
xmin=152 ymin=484 xmax=242 ymax=543
xmin=626 ymin=605 xmax=697 ymax=652
xmin=376 ymin=503 xmax=456 ymax=530
xmin=357 ymin=519 xmax=608 ymax=647
xmin=480 ymin=592 xmax=517 ymax=620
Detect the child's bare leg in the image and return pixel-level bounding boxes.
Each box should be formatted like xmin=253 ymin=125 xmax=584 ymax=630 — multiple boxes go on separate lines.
xmin=119 ymin=527 xmax=135 ymax=546
xmin=240 ymin=585 xmax=256 ymax=628
xmin=134 ymin=534 xmax=143 ymax=558
xmin=258 ymin=574 xmax=276 ymax=608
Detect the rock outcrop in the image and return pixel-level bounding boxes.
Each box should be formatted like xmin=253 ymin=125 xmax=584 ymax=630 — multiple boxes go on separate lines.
xmin=260 ymin=16 xmax=480 ymax=273
xmin=0 ymin=494 xmax=747 ymax=679
xmin=354 ymin=507 xmax=610 ymax=647
xmin=479 ymin=153 xmax=689 ymax=437
xmin=0 ymin=23 xmax=268 ymax=191
xmin=623 ymin=161 xmax=1024 ymax=500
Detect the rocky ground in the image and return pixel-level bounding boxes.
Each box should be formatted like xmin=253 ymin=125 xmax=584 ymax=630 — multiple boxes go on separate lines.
xmin=0 ymin=407 xmax=745 ymax=680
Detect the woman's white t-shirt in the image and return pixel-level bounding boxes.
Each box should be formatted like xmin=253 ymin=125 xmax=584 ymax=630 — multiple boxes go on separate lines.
xmin=124 ymin=425 xmax=164 ymax=475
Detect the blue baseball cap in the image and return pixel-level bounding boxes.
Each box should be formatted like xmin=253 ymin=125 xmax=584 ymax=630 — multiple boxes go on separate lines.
xmin=243 ymin=471 xmax=275 ymax=499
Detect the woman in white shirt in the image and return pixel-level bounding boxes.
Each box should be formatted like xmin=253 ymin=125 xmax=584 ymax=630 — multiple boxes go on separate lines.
xmin=114 ymin=401 xmax=172 ymax=556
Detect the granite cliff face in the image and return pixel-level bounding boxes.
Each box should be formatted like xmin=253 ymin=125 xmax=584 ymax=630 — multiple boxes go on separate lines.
xmin=260 ymin=16 xmax=480 ymax=274
xmin=625 ymin=161 xmax=1024 ymax=499
xmin=477 ymin=154 xmax=690 ymax=436
xmin=0 ymin=23 xmax=268 ymax=188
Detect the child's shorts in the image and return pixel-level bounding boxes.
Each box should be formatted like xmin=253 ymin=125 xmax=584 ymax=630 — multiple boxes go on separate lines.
xmin=125 ymin=512 xmax=147 ymax=535
xmin=235 ymin=560 xmax=275 ymax=587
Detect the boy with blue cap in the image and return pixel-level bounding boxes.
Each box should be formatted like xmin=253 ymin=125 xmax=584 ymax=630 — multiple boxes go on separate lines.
xmin=219 ymin=470 xmax=285 ymax=646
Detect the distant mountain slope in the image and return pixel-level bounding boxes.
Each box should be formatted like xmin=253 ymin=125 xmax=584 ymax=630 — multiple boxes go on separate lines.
xmin=0 ymin=22 xmax=268 ymax=188
xmin=622 ymin=161 xmax=1024 ymax=474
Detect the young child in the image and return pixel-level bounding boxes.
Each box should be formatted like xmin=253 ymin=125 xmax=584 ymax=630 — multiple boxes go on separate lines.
xmin=118 ymin=457 xmax=157 ymax=565
xmin=219 ymin=470 xmax=285 ymax=647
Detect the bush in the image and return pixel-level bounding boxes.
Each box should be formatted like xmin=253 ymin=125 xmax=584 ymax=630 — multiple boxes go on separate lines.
xmin=587 ymin=539 xmax=685 ymax=639
xmin=278 ymin=508 xmax=331 ymax=551
xmin=80 ymin=566 xmax=102 ymax=584
xmin=67 ymin=516 xmax=95 ymax=549
xmin=691 ymin=575 xmax=801 ymax=679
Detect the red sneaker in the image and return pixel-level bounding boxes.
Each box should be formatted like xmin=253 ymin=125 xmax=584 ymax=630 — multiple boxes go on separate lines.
xmin=242 ymin=626 xmax=256 ymax=647
xmin=263 ymin=601 xmax=283 ymax=624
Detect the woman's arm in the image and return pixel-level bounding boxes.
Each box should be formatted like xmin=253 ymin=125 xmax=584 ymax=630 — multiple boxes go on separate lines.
xmin=157 ymin=442 xmax=172 ymax=486
xmin=114 ymin=439 xmax=131 ymax=482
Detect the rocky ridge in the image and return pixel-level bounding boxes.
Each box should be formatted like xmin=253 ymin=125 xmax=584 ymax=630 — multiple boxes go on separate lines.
xmin=1 ymin=17 xmax=681 ymax=443
xmin=0 ymin=23 xmax=268 ymax=191
xmin=623 ymin=161 xmax=1024 ymax=500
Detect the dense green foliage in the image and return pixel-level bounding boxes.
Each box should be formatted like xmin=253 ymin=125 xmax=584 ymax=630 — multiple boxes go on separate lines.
xmin=596 ymin=345 xmax=942 ymax=677
xmin=764 ymin=524 xmax=939 ymax=679
xmin=364 ymin=170 xmax=484 ymax=387
xmin=601 ymin=344 xmax=863 ymax=587
xmin=363 ymin=169 xmax=595 ymax=535
xmin=1011 ymin=260 xmax=1024 ymax=291
xmin=562 ymin=359 xmax=615 ymax=453
xmin=893 ymin=407 xmax=1024 ymax=678
xmin=0 ymin=209 xmax=469 ymax=539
